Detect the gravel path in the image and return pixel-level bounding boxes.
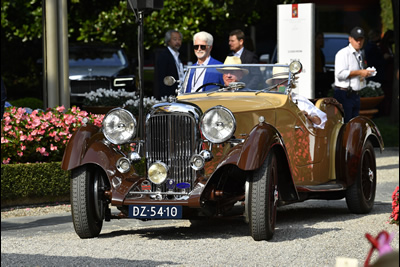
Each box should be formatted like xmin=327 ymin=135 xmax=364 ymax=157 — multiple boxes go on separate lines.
xmin=1 ymin=148 xmax=399 ymax=267
xmin=1 ymin=202 xmax=71 ymax=219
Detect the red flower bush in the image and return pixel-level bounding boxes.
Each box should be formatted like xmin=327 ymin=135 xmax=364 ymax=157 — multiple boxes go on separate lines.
xmin=1 ymin=106 xmax=104 ymax=164
xmin=389 ymin=186 xmax=399 ymax=225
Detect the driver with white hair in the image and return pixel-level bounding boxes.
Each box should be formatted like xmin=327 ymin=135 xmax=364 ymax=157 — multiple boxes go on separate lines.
xmin=267 ymin=64 xmax=327 ymax=129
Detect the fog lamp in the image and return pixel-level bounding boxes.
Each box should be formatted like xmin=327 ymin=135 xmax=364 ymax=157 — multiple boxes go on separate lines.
xmin=148 ymin=162 xmax=168 ymax=184
xmin=199 ymin=150 xmax=213 ymax=161
xmin=190 ymin=154 xmax=205 ymax=170
xmin=116 ymin=157 xmax=131 ymax=173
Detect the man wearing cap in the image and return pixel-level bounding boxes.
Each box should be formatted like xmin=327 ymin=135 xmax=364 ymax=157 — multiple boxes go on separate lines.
xmin=334 ymin=26 xmax=376 ymax=122
xmin=186 ymin=31 xmax=224 ymax=93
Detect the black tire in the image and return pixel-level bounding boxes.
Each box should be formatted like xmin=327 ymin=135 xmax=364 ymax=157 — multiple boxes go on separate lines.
xmin=71 ymin=165 xmax=107 ymax=238
xmin=249 ymin=151 xmax=279 ymax=241
xmin=345 ymin=140 xmax=376 ymax=214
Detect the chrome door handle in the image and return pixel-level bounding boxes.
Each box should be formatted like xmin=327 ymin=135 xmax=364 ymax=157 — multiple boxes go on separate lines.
xmin=295 ymin=125 xmax=304 ymax=132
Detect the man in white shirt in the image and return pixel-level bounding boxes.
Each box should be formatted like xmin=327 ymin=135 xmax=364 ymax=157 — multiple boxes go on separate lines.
xmin=334 ymin=26 xmax=376 ymax=122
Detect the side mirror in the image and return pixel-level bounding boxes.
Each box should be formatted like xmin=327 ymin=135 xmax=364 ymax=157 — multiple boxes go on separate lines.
xmin=163 ymin=76 xmax=177 ymax=86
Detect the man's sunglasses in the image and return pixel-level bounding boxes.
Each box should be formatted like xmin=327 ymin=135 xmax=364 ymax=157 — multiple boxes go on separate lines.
xmin=193 ymin=45 xmax=207 ymax=50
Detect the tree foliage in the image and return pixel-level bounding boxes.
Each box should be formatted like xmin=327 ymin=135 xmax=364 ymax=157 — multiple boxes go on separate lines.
xmin=0 ymin=0 xmax=266 ymax=99
xmin=1 ymin=0 xmax=263 ymax=50
xmin=1 ymin=0 xmax=43 ymax=42
xmin=75 ymin=0 xmax=264 ymax=50
xmin=380 ymin=0 xmax=393 ymax=33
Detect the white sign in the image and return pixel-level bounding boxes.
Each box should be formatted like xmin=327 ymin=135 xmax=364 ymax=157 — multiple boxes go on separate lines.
xmin=277 ymin=3 xmax=315 ymax=98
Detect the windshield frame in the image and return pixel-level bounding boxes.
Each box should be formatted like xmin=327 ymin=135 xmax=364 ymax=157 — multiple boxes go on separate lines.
xmin=178 ymin=63 xmax=294 ymax=96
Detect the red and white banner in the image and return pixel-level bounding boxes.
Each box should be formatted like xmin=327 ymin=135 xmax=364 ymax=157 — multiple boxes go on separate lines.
xmin=277 ymin=3 xmax=315 ymax=98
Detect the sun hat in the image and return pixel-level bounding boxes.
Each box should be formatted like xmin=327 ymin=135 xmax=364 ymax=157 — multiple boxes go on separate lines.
xmin=350 ymin=26 xmax=365 ymax=39
xmin=217 ymin=56 xmax=249 ymax=75
xmin=265 ymin=63 xmax=289 ymax=85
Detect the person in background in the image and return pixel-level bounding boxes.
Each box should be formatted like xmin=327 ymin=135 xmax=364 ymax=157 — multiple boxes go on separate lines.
xmin=228 ymin=29 xmax=258 ymax=64
xmin=228 ymin=29 xmax=261 ymax=88
xmin=185 ymin=31 xmax=224 ymax=92
xmin=364 ymin=28 xmax=385 ymax=83
xmin=315 ymin=31 xmax=329 ymax=98
xmin=154 ymin=30 xmax=184 ymax=99
xmin=334 ymin=26 xmax=376 ymax=123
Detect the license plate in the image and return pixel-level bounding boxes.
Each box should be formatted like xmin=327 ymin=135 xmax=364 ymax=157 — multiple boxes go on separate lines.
xmin=128 ymin=205 xmax=182 ymax=219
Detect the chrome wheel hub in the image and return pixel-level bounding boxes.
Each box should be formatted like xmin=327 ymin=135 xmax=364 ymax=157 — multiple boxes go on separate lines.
xmin=368 ymin=168 xmax=374 ymax=183
xmin=273 ymin=185 xmax=279 ymax=206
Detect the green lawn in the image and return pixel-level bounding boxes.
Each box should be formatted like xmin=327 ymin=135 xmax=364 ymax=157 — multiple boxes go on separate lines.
xmin=372 ymin=116 xmax=399 ymax=148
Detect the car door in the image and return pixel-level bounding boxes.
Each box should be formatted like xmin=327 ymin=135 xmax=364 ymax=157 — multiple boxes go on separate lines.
xmin=278 ymin=99 xmax=328 ymax=185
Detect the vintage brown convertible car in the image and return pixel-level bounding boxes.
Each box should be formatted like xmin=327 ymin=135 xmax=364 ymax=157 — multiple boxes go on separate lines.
xmin=62 ymin=61 xmax=384 ymax=240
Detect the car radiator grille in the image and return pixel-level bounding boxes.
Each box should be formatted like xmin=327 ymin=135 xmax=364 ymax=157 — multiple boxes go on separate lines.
xmin=70 ymin=80 xmax=111 ymax=94
xmin=146 ymin=113 xmax=197 ymax=192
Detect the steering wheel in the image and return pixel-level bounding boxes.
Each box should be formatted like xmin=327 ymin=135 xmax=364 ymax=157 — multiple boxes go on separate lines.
xmin=195 ymin=83 xmax=225 ymax=92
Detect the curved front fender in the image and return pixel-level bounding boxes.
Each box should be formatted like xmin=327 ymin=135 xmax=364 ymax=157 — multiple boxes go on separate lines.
xmin=336 ymin=116 xmax=384 ymax=185
xmin=61 ymin=124 xmax=122 ymax=172
xmin=216 ymin=122 xmax=283 ymax=171
xmin=61 ymin=124 xmax=141 ymax=206
xmin=61 ymin=124 xmax=100 ymax=170
xmin=208 ymin=122 xmax=298 ymax=202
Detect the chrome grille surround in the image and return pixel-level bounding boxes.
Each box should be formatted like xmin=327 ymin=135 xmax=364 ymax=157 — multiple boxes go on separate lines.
xmin=145 ymin=103 xmax=203 ymax=194
xmin=70 ymin=79 xmax=111 ymax=95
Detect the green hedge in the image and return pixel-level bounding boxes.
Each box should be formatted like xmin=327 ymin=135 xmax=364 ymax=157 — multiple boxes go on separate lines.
xmin=9 ymin=97 xmax=44 ymax=110
xmin=1 ymin=162 xmax=70 ymax=207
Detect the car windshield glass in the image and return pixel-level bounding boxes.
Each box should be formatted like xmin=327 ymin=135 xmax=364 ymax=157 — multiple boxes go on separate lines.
xmin=179 ymin=64 xmax=290 ymax=95
xmin=69 ymin=47 xmax=126 ymax=66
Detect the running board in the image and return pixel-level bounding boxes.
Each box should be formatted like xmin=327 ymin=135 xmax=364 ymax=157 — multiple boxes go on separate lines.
xmin=296 ymin=183 xmax=345 ymax=192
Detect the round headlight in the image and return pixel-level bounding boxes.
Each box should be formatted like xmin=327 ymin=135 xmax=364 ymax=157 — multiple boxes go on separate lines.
xmin=148 ymin=162 xmax=168 ymax=184
xmin=103 ymin=108 xmax=137 ymax=144
xmin=200 ymin=106 xmax=236 ymax=143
